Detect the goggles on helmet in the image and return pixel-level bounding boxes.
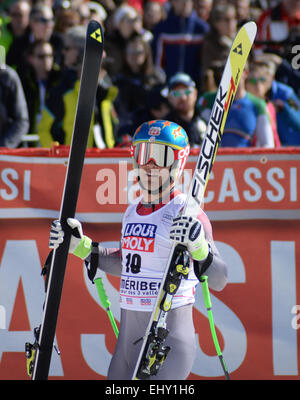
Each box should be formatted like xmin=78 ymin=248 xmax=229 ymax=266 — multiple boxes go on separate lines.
xmin=133 ymin=142 xmax=177 ymax=168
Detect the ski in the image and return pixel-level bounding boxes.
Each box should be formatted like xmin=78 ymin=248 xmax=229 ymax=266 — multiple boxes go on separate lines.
xmin=132 ymin=21 xmax=257 ymax=380
xmin=26 ymin=20 xmax=104 ymax=380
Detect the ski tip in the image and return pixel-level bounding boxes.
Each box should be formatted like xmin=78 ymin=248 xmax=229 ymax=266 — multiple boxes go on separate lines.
xmin=87 ymin=19 xmax=104 ymax=47
xmin=241 ymin=20 xmax=257 ymax=43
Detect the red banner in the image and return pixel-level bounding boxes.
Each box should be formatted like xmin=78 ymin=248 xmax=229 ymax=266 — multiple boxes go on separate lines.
xmin=0 ymin=147 xmax=299 ymax=380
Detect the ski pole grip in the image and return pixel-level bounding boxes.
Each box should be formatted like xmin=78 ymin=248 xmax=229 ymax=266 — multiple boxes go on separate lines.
xmin=200 ymin=275 xmax=212 ymax=309
xmin=94 ymin=277 xmax=111 ymax=309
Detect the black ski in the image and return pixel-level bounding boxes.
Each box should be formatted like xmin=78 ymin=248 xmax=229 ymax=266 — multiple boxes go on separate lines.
xmin=28 ymin=20 xmax=104 ymax=380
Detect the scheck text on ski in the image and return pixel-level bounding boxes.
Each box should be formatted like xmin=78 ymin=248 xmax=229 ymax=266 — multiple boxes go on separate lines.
xmin=191 ymin=77 xmax=237 ymax=206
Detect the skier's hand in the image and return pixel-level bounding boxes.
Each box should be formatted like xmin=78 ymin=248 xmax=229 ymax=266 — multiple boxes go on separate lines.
xmin=49 ymin=218 xmax=92 ymax=259
xmin=170 ymin=216 xmax=209 ymax=261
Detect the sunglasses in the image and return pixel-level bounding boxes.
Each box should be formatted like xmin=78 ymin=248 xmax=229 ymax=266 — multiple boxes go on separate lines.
xmin=248 ymin=77 xmax=266 ymax=85
xmin=170 ymin=88 xmax=194 ymax=98
xmin=35 ymin=53 xmax=53 ymax=59
xmin=33 ymin=17 xmax=54 ymax=24
xmin=127 ymin=49 xmax=145 ymax=56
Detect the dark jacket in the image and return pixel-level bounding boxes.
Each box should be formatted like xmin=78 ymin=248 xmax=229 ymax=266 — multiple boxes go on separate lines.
xmin=165 ymin=108 xmax=206 ymax=147
xmin=0 ymin=65 xmax=29 ymax=147
xmin=18 ymin=64 xmax=61 ymax=134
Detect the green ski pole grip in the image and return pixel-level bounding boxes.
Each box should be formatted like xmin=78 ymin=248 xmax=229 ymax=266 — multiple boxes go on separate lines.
xmin=200 ymin=275 xmax=212 ymax=309
xmin=95 ymin=277 xmax=111 ymax=309
xmin=94 ymin=277 xmax=119 ymax=338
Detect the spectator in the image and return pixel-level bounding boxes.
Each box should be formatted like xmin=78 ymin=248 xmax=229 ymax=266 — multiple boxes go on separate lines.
xmin=54 ymin=23 xmax=87 ymax=97
xmin=86 ymin=2 xmax=108 ymax=25
xmin=151 ymin=0 xmax=209 ymax=85
xmin=113 ymin=34 xmax=166 ymax=128
xmin=165 ymin=72 xmax=206 ymax=147
xmin=246 ymin=61 xmax=281 ymax=147
xmin=256 ymin=0 xmax=300 ymax=62
xmin=0 ymin=0 xmax=31 ymax=55
xmin=201 ymin=2 xmax=237 ymax=87
xmin=38 ymin=26 xmax=120 ymax=148
xmin=18 ymin=39 xmax=61 ymax=136
xmin=198 ymin=67 xmax=275 ymax=148
xmin=264 ymin=52 xmax=300 ymax=98
xmin=0 ymin=65 xmax=29 ymax=147
xmin=29 ymin=3 xmax=64 ymax=65
xmin=53 ymin=8 xmax=81 ymax=34
xmin=116 ymin=84 xmax=170 ymax=146
xmin=143 ymin=0 xmax=166 ymax=31
xmin=193 ymin=0 xmax=213 ymax=22
xmin=250 ymin=56 xmax=300 ymax=146
xmin=231 ymin=0 xmax=251 ymax=25
xmin=74 ymin=1 xmax=91 ymax=26
xmin=6 ymin=2 xmax=64 ymax=69
xmin=105 ymin=4 xmax=151 ymax=77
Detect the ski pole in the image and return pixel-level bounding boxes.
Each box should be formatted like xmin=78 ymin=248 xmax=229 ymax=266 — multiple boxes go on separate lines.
xmin=94 ymin=277 xmax=119 ymax=338
xmin=200 ymin=275 xmax=230 ymax=380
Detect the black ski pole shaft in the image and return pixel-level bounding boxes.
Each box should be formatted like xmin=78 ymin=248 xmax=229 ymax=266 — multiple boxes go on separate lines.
xmin=31 ymin=20 xmax=104 ymax=380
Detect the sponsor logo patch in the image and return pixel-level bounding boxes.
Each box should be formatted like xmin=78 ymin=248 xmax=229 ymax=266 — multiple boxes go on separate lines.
xmin=149 ymin=126 xmax=161 ymax=136
xmin=122 ymin=223 xmax=157 ymax=252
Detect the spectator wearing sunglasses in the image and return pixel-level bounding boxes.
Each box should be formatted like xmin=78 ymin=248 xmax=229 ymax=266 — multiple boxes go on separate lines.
xmin=5 ymin=2 xmax=64 ymax=70
xmin=0 ymin=64 xmax=29 ymax=148
xmin=29 ymin=3 xmax=64 ymax=66
xmin=165 ymin=72 xmax=206 ymax=147
xmin=38 ymin=26 xmax=121 ymax=149
xmin=198 ymin=66 xmax=275 ymax=148
xmin=17 ymin=39 xmax=61 ymax=139
xmin=1 ymin=0 xmax=31 ymax=56
xmin=246 ymin=61 xmax=281 ymax=147
xmin=248 ymin=56 xmax=300 ymax=146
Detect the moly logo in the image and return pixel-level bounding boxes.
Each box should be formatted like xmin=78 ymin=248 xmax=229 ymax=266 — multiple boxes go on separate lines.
xmin=122 ymin=223 xmax=157 ymax=252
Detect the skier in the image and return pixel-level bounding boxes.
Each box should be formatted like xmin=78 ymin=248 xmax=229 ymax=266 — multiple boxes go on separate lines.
xmin=49 ymin=119 xmax=228 ymax=380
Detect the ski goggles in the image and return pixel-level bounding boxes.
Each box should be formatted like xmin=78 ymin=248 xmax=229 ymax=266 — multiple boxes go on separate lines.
xmin=133 ymin=142 xmax=176 ymax=167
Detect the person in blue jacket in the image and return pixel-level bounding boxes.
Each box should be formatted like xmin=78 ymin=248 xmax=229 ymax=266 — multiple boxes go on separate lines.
xmin=253 ymin=56 xmax=300 ymax=146
xmin=151 ymin=0 xmax=209 ymax=86
xmin=267 ymin=79 xmax=300 ymax=146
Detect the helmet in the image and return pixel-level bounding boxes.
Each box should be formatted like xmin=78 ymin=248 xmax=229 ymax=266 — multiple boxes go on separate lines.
xmin=131 ymin=120 xmax=190 ymax=181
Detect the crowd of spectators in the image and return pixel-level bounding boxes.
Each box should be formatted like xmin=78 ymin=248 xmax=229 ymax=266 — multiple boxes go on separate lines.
xmin=0 ymin=0 xmax=299 ymax=149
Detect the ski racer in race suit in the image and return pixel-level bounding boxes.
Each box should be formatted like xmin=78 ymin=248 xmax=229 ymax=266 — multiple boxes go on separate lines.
xmin=49 ymin=120 xmax=228 ymax=380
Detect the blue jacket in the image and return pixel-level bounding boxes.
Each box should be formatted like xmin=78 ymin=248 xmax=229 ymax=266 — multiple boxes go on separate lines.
xmin=151 ymin=10 xmax=209 ymax=84
xmin=269 ymin=80 xmax=300 ymax=146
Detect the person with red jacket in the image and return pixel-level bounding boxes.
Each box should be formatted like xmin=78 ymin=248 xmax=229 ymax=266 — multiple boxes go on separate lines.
xmin=256 ymin=0 xmax=300 ymax=47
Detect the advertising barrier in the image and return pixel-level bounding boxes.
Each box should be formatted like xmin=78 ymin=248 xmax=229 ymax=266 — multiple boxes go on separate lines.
xmin=0 ymin=147 xmax=299 ymax=380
